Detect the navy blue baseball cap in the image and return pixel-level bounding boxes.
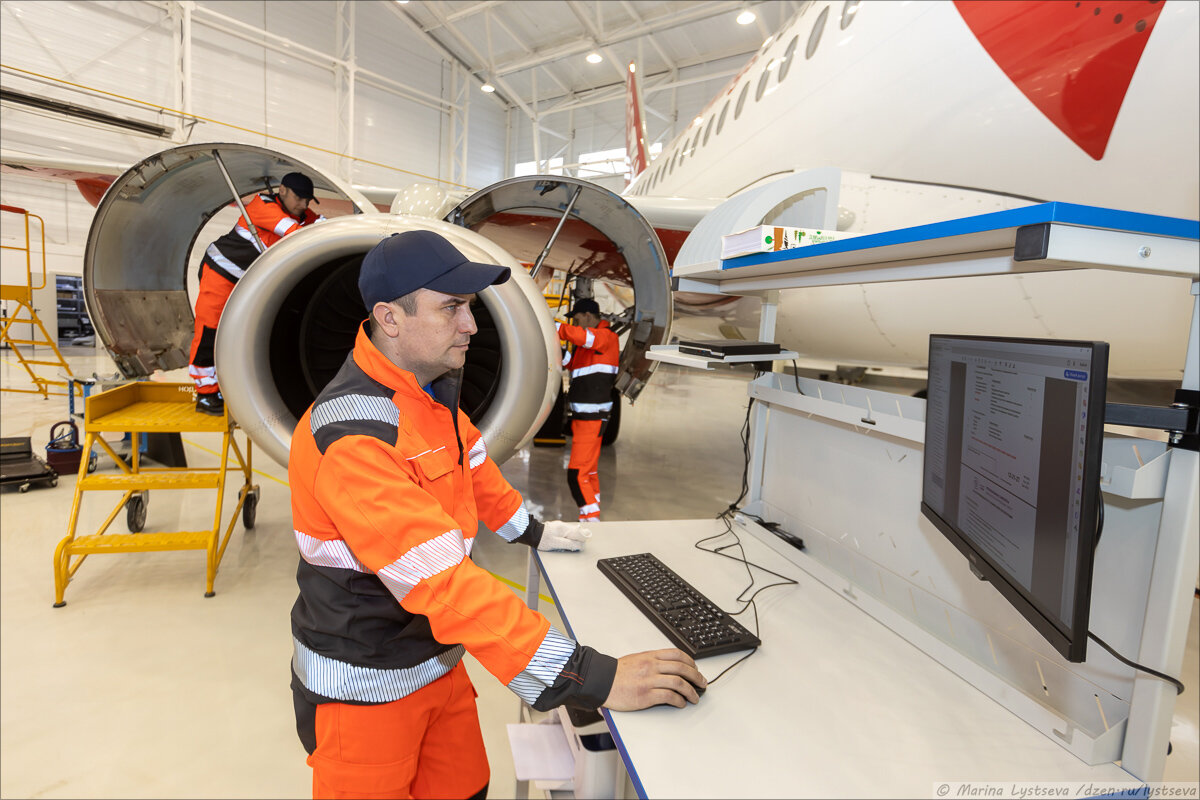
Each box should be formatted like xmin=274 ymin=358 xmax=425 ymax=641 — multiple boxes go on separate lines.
xmin=358 ymin=230 xmax=511 ymax=308
xmin=280 ymin=172 xmax=316 ymax=202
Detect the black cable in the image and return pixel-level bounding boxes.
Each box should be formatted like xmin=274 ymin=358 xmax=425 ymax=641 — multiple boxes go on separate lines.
xmin=1088 ymin=632 xmax=1185 ymax=695
xmin=789 ymin=359 xmax=806 ymax=395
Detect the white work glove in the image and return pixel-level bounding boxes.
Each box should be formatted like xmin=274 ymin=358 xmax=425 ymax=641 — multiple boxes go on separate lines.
xmin=539 ymin=520 xmax=593 ymax=552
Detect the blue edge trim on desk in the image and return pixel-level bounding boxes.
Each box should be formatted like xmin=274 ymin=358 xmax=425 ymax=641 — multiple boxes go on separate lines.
xmin=533 ymin=551 xmax=650 ymax=800
xmin=709 ymin=201 xmax=1200 ymax=271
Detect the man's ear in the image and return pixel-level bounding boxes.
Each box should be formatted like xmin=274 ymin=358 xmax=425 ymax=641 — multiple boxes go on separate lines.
xmin=371 ymin=301 xmax=402 ymax=338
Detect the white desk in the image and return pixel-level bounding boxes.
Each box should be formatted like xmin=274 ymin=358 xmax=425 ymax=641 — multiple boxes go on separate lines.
xmin=534 ymin=518 xmax=1134 ymax=799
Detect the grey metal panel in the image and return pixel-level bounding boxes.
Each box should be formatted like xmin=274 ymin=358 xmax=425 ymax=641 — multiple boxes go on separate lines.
xmin=82 ymin=142 xmax=375 ymax=377
xmin=449 ymin=175 xmax=673 ymax=400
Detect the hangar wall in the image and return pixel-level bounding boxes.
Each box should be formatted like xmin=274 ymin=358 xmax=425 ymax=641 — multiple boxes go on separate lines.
xmin=0 ymin=0 xmax=507 ymax=281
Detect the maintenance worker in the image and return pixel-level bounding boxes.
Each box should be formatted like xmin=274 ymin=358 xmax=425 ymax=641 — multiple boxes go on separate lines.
xmin=557 ymin=297 xmax=619 ymax=521
xmin=188 ymin=171 xmax=323 ymax=415
xmin=287 ymin=230 xmax=705 ymax=800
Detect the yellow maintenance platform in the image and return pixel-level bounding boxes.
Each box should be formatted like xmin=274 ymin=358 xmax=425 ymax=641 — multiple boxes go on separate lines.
xmin=52 ymin=382 xmax=259 ymax=606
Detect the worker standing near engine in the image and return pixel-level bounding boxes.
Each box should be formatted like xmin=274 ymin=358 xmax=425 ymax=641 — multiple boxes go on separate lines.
xmin=557 ymin=298 xmax=619 ymax=521
xmin=287 ymin=232 xmax=704 ymax=798
xmin=188 ymin=172 xmax=323 ymax=415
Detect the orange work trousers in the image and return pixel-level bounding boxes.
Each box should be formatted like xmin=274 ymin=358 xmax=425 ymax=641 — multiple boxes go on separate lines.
xmin=187 ymin=262 xmax=235 ymax=396
xmin=307 ymin=661 xmax=489 ymax=799
xmin=567 ymin=418 xmax=603 ymax=521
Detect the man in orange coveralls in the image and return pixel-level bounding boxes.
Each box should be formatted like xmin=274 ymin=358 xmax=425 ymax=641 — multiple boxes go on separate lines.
xmin=188 ymin=172 xmax=323 ymax=415
xmin=288 ymin=230 xmax=705 ymax=799
xmin=557 ymin=297 xmax=619 ymax=521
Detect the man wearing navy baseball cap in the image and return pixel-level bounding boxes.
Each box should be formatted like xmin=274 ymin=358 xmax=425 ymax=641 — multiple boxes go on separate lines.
xmin=286 ymin=229 xmax=706 ymax=798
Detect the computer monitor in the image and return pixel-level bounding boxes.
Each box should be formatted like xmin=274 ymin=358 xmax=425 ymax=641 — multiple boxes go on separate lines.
xmin=921 ymin=335 xmax=1108 ymax=663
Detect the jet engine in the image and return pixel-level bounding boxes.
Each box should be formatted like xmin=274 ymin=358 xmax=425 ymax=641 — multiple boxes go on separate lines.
xmin=83 ymin=144 xmax=672 ymax=467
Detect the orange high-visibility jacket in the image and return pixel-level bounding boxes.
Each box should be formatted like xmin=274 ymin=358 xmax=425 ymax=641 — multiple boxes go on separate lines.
xmin=202 ymin=193 xmax=322 ymax=282
xmin=558 ymin=319 xmax=620 ymax=420
xmin=289 ymin=324 xmax=616 ymax=711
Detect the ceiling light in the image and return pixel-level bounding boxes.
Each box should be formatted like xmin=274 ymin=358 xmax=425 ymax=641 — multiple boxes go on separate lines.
xmin=480 ymin=83 xmax=496 ymax=93
xmin=693 ymin=116 xmax=703 ymax=127
xmin=586 ymin=52 xmax=603 ymax=64
xmin=628 ymin=63 xmax=636 ymax=74
xmin=736 ymin=10 xmax=756 ymax=25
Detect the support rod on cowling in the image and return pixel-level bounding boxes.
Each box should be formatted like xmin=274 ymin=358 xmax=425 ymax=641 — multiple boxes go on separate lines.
xmin=212 ymin=150 xmax=267 ymax=253
xmin=530 ymin=184 xmax=582 ymax=281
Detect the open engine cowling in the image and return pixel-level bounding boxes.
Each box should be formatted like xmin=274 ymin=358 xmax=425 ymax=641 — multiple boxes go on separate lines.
xmin=83 ymin=144 xmax=672 ymax=468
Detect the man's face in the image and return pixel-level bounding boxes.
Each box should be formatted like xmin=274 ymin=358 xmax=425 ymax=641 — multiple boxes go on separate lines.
xmin=392 ymin=289 xmax=478 ymax=383
xmin=574 ymin=311 xmax=600 ymax=329
xmin=279 ymin=186 xmax=311 ymax=217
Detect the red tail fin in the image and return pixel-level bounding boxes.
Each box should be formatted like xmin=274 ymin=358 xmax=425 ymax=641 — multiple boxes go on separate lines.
xmin=624 ymin=62 xmax=649 ymax=185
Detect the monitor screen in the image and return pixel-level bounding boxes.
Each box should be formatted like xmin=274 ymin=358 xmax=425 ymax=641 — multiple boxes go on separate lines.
xmin=921 ymin=335 xmax=1108 ymax=662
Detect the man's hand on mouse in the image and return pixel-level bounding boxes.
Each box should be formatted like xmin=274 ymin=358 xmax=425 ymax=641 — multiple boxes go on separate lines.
xmin=602 ymin=648 xmax=707 ymax=711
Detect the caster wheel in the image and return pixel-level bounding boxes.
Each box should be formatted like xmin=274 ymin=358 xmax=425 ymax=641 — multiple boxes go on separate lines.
xmin=242 ymin=488 xmax=259 ymax=529
xmin=126 ymin=492 xmax=147 ymax=532
xmin=49 ymin=477 xmax=59 ymax=488
xmin=19 ymin=483 xmax=30 ymax=493
xmin=87 ymin=453 xmax=98 ymax=474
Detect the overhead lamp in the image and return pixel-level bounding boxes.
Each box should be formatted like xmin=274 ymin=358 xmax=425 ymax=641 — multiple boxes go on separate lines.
xmin=480 ymin=83 xmax=496 ymax=93
xmin=736 ymin=9 xmax=756 ymax=25
xmin=586 ymin=52 xmax=603 ymax=64
xmin=693 ymin=116 xmax=703 ymax=127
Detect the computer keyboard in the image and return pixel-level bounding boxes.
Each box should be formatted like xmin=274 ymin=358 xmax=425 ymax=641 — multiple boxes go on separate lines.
xmin=597 ymin=553 xmax=761 ymax=659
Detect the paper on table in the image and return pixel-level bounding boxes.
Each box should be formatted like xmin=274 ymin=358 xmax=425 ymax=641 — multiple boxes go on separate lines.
xmin=505 ymin=722 xmax=575 ymax=781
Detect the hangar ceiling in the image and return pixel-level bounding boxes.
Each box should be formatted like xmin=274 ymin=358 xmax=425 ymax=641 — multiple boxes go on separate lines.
xmin=392 ymin=1 xmax=799 ymax=119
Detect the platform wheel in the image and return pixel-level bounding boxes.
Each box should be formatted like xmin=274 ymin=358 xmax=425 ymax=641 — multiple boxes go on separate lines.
xmin=242 ymin=487 xmax=260 ymax=529
xmin=19 ymin=483 xmax=30 ymax=493
xmin=126 ymin=492 xmax=148 ymax=532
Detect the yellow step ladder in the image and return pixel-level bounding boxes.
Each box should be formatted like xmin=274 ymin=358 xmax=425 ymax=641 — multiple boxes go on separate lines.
xmin=52 ymin=382 xmax=259 ymax=606
xmin=1 ymin=204 xmax=76 ymax=398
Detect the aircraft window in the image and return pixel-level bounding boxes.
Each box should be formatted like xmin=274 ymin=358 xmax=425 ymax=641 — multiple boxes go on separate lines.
xmin=778 ymin=36 xmax=799 ymax=81
xmin=806 ymin=5 xmax=829 ymax=59
xmin=702 ymin=114 xmax=715 ymax=146
xmin=755 ymin=66 xmax=771 ymax=101
xmin=840 ymin=0 xmax=860 ymax=31
xmin=734 ymin=80 xmax=751 ymax=119
xmin=716 ymin=100 xmax=731 ymax=134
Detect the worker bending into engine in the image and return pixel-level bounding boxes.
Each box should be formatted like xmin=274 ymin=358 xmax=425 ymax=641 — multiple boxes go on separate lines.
xmin=557 ymin=297 xmax=619 ymax=521
xmin=188 ymin=171 xmax=323 ymax=416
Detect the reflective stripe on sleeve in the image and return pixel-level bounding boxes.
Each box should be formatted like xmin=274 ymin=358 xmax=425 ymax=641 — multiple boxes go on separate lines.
xmin=295 ymin=529 xmax=369 ymax=573
xmin=293 ymin=637 xmax=464 ymax=703
xmin=494 ymin=504 xmax=529 ymax=542
xmin=506 ymin=627 xmax=577 ymax=706
xmin=274 ymin=217 xmax=299 ymax=237
xmin=583 ymin=330 xmax=595 ymax=348
xmin=294 ymin=529 xmax=473 ymax=573
xmin=311 ymin=394 xmax=399 ymax=435
xmin=570 ymin=363 xmax=618 ymax=379
xmin=468 ymin=437 xmax=488 ymax=470
xmin=578 ymin=503 xmax=600 ymax=516
xmin=375 ymin=529 xmax=466 ymax=602
xmin=205 ymin=244 xmax=247 ymax=279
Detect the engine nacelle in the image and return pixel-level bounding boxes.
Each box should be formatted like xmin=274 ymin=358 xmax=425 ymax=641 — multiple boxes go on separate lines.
xmin=83 ymin=144 xmax=673 ymax=467
xmin=216 ymin=214 xmax=559 ymax=467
